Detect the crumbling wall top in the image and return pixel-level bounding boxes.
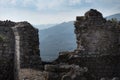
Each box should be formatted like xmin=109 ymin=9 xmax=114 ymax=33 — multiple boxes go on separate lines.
xmin=85 ymin=9 xmax=103 ymax=19
xmin=0 ymin=20 xmax=16 ymax=27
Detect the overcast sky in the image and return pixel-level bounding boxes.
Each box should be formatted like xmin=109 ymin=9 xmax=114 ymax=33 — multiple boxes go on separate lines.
xmin=0 ymin=0 xmax=120 ymax=25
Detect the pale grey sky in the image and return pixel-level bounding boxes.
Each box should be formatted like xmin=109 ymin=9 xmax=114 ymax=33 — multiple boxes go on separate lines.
xmin=0 ymin=0 xmax=120 ymax=25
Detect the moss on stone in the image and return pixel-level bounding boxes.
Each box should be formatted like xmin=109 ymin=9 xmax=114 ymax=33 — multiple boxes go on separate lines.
xmin=0 ymin=35 xmax=3 ymax=42
xmin=0 ymin=35 xmax=6 ymax=43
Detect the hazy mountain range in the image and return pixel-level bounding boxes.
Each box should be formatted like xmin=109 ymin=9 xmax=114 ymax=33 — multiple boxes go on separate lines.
xmin=36 ymin=13 xmax=120 ymax=61
xmin=34 ymin=24 xmax=56 ymax=30
xmin=39 ymin=21 xmax=76 ymax=61
xmin=106 ymin=13 xmax=120 ymax=20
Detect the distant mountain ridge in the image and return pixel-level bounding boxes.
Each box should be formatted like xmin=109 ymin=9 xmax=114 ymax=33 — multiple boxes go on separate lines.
xmin=34 ymin=24 xmax=56 ymax=30
xmin=39 ymin=21 xmax=76 ymax=61
xmin=106 ymin=13 xmax=120 ymax=21
xmin=39 ymin=13 xmax=120 ymax=61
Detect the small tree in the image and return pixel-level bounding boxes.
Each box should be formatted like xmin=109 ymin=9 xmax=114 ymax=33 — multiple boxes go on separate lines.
xmin=110 ymin=18 xmax=119 ymax=24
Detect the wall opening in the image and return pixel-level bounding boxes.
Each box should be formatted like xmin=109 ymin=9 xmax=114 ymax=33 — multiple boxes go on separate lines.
xmin=39 ymin=21 xmax=77 ymax=62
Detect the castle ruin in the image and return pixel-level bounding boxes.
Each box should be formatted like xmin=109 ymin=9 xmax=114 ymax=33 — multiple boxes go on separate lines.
xmin=73 ymin=9 xmax=120 ymax=78
xmin=54 ymin=9 xmax=120 ymax=80
xmin=0 ymin=9 xmax=120 ymax=80
xmin=0 ymin=21 xmax=42 ymax=80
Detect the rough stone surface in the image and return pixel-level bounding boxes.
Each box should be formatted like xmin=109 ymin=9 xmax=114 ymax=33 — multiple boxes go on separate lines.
xmin=73 ymin=9 xmax=120 ymax=79
xmin=20 ymin=69 xmax=45 ymax=80
xmin=74 ymin=9 xmax=119 ymax=55
xmin=44 ymin=64 xmax=92 ymax=80
xmin=0 ymin=20 xmax=42 ymax=80
xmin=15 ymin=22 xmax=41 ymax=69
xmin=54 ymin=9 xmax=120 ymax=79
xmin=0 ymin=25 xmax=15 ymax=80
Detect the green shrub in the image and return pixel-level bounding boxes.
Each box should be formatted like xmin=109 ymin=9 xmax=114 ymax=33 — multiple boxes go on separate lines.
xmin=110 ymin=18 xmax=119 ymax=23
xmin=0 ymin=35 xmax=4 ymax=42
xmin=0 ymin=35 xmax=6 ymax=42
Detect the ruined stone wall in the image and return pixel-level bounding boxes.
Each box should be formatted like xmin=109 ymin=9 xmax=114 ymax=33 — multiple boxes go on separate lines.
xmin=15 ymin=22 xmax=41 ymax=69
xmin=0 ymin=22 xmax=15 ymax=80
xmin=73 ymin=9 xmax=120 ymax=78
xmin=59 ymin=55 xmax=120 ymax=79
xmin=74 ymin=9 xmax=119 ymax=55
xmin=0 ymin=20 xmax=42 ymax=80
xmin=43 ymin=9 xmax=120 ymax=80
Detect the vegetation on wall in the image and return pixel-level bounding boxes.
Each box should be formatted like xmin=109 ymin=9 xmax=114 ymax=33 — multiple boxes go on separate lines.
xmin=0 ymin=35 xmax=4 ymax=42
xmin=109 ymin=18 xmax=119 ymax=23
xmin=0 ymin=36 xmax=3 ymax=42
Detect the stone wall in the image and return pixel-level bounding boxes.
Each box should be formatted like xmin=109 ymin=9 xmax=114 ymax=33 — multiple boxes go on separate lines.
xmin=54 ymin=9 xmax=120 ymax=79
xmin=15 ymin=22 xmax=41 ymax=69
xmin=58 ymin=54 xmax=120 ymax=79
xmin=74 ymin=9 xmax=119 ymax=56
xmin=73 ymin=9 xmax=120 ymax=78
xmin=0 ymin=20 xmax=42 ymax=80
xmin=0 ymin=24 xmax=15 ymax=80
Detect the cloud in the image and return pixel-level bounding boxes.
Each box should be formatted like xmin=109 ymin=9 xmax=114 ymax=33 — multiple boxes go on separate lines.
xmin=68 ymin=0 xmax=81 ymax=5
xmin=0 ymin=0 xmax=17 ymax=6
xmin=0 ymin=6 xmax=86 ymax=24
xmin=18 ymin=0 xmax=82 ymax=11
xmin=85 ymin=0 xmax=94 ymax=3
xmin=0 ymin=0 xmax=120 ymax=24
xmin=11 ymin=0 xmax=17 ymax=4
xmin=35 ymin=0 xmax=63 ymax=10
xmin=22 ymin=0 xmax=36 ymax=7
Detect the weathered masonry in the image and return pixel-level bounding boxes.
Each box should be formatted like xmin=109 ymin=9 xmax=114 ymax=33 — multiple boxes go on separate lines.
xmin=74 ymin=9 xmax=120 ymax=78
xmin=0 ymin=20 xmax=42 ymax=80
xmin=55 ymin=9 xmax=120 ymax=80
xmin=0 ymin=21 xmax=15 ymax=80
